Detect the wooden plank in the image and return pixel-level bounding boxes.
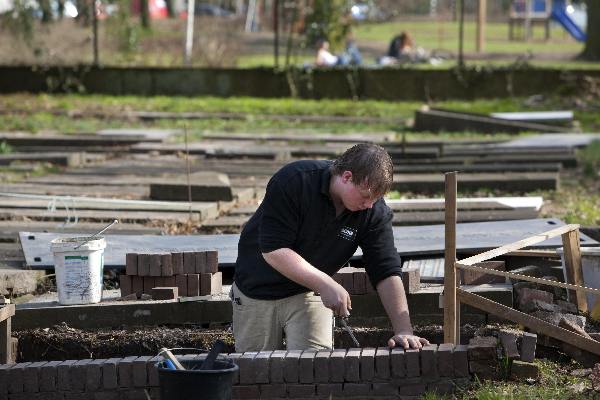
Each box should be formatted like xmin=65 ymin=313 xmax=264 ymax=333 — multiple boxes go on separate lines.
xmin=202 ymin=132 xmax=395 ymax=143
xmin=0 ymin=152 xmax=86 ymax=167
xmin=392 ymin=209 xmax=539 ymax=225
xmin=394 ymin=155 xmax=577 ymax=168
xmin=455 ymin=263 xmax=600 ymax=296
xmin=0 ymin=183 xmax=148 ymax=198
xmin=0 ymin=318 xmax=10 ymax=364
xmin=562 ymin=229 xmax=588 ymax=312
xmin=0 ymin=133 xmax=151 ymax=146
xmin=489 ymin=111 xmax=574 ymax=123
xmin=457 ymin=289 xmax=600 ymax=356
xmin=0 ymin=304 xmax=15 ymax=322
xmin=457 ymin=224 xmax=579 ymax=266
xmin=444 ymin=172 xmax=457 ymax=344
xmin=394 ymin=163 xmax=561 ymax=174
xmin=386 ymin=197 xmax=543 ymax=211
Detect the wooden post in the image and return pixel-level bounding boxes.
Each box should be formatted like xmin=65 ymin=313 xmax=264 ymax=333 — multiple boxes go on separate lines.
xmin=0 ymin=304 xmax=15 ymax=364
xmin=444 ymin=172 xmax=458 ymax=344
xmin=562 ymin=229 xmax=588 ymax=312
xmin=476 ymin=0 xmax=486 ymax=52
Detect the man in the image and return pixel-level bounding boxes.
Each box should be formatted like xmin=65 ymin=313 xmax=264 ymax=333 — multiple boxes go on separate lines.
xmin=232 ymin=143 xmax=429 ymax=351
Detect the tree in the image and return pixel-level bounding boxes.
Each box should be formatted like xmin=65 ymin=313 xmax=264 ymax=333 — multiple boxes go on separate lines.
xmin=304 ymin=0 xmax=350 ymax=51
xmin=579 ymin=0 xmax=600 ymax=60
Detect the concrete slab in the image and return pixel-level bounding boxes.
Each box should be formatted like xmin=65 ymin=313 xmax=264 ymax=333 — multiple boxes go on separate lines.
xmin=96 ymin=129 xmax=181 ymax=141
xmin=0 ymin=265 xmax=46 ymax=296
xmin=495 ymin=133 xmax=600 ymax=149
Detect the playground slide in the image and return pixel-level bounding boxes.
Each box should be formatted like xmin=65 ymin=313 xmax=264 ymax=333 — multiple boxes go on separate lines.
xmin=551 ymin=5 xmax=587 ymax=42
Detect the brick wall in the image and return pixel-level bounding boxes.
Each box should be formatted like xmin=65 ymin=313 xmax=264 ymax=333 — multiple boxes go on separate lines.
xmin=0 ymin=343 xmax=489 ymax=399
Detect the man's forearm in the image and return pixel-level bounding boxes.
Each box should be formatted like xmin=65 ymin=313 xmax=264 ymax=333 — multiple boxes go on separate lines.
xmin=262 ymin=248 xmax=331 ymax=292
xmin=377 ymin=275 xmax=414 ymax=335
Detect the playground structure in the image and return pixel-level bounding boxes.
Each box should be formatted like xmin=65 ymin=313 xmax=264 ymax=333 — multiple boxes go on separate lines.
xmin=509 ymin=0 xmax=587 ymax=42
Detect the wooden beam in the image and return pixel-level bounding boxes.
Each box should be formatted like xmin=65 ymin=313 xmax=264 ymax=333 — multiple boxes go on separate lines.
xmin=457 ymin=224 xmax=579 ymax=266
xmin=456 ymin=263 xmax=600 ymax=296
xmin=457 ymin=289 xmax=600 ymax=356
xmin=562 ymin=229 xmax=588 ymax=312
xmin=0 ymin=304 xmax=15 ymax=322
xmin=0 ymin=305 xmax=15 ymax=364
xmin=477 ymin=0 xmax=486 ymax=52
xmin=444 ymin=172 xmax=458 ymax=344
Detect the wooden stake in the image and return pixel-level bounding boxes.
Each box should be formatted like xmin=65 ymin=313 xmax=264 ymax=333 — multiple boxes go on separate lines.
xmin=0 ymin=304 xmax=15 ymax=364
xmin=562 ymin=229 xmax=588 ymax=312
xmin=444 ymin=172 xmax=458 ymax=344
xmin=476 ymin=0 xmax=486 ymax=52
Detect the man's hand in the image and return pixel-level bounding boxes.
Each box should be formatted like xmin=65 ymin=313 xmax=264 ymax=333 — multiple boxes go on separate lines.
xmin=318 ymin=280 xmax=352 ymax=317
xmin=387 ymin=333 xmax=430 ymax=350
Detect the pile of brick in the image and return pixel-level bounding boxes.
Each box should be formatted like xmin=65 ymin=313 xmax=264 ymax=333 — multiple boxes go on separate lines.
xmin=119 ymin=251 xmax=222 ymax=299
xmin=0 ymin=345 xmax=476 ymax=399
xmin=333 ymin=266 xmax=421 ymax=295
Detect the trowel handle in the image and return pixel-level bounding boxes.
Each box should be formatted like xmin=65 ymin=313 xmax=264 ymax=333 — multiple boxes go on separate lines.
xmin=159 ymin=347 xmax=185 ymax=370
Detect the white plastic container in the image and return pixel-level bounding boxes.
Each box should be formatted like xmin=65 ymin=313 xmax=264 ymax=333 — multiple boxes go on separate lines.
xmin=50 ymin=236 xmax=106 ymax=305
xmin=558 ymin=246 xmax=600 ymax=308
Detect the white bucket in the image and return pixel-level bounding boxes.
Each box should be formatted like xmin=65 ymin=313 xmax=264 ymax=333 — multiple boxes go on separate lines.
xmin=50 ymin=236 xmax=106 ymax=305
xmin=558 ymin=246 xmax=600 ymax=308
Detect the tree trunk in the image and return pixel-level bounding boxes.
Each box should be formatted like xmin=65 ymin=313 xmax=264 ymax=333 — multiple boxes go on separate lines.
xmin=140 ymin=0 xmax=150 ymax=28
xmin=580 ymin=0 xmax=600 ymax=60
xmin=165 ymin=0 xmax=175 ymax=18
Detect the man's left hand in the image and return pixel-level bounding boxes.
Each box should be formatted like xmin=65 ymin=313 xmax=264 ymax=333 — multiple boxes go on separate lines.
xmin=387 ymin=334 xmax=430 ymax=349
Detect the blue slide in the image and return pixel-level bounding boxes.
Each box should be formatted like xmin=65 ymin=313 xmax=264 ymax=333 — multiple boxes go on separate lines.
xmin=551 ymin=0 xmax=587 ymax=42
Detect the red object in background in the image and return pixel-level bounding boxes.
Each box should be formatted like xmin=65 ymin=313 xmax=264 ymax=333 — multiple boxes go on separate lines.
xmin=131 ymin=0 xmax=168 ymax=19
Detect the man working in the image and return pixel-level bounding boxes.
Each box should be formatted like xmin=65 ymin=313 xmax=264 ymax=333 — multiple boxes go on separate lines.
xmin=232 ymin=143 xmax=429 ymax=351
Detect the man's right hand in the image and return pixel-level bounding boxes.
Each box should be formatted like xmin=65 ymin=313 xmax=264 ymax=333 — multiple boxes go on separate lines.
xmin=318 ymin=279 xmax=352 ymax=316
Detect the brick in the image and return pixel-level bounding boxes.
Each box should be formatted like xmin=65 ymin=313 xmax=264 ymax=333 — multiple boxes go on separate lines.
xmin=57 ymin=360 xmax=77 ymax=390
xmin=260 ymin=383 xmax=286 ymax=398
xmin=510 ymin=360 xmax=540 ymax=380
xmin=453 ymin=345 xmax=469 ymax=377
xmin=151 ymin=287 xmax=178 ymax=300
xmin=469 ymin=359 xmax=498 ymax=380
xmin=401 ymin=266 xmax=421 ymax=294
xmin=375 ymin=347 xmax=390 ymax=379
xmin=338 ymin=269 xmax=354 ymax=293
xmin=0 ymin=363 xmax=13 ymax=395
xmin=329 ymin=349 xmax=346 ymax=383
xmin=164 ymin=276 xmax=176 ymax=288
xmin=353 ymin=271 xmax=367 ymax=294
xmin=360 ymin=348 xmax=375 ymax=381
xmin=284 ymin=350 xmax=302 ymax=383
xmin=517 ymin=288 xmax=553 ymax=309
xmin=269 ymin=350 xmax=286 ymax=383
xmin=200 ymin=272 xmax=222 ymax=296
xmin=254 ymin=351 xmax=271 ymax=384
xmin=390 ymin=347 xmax=405 ymax=378
xmin=228 ymin=353 xmax=242 ymax=384
xmin=468 ymin=336 xmax=498 ymax=360
xmin=160 ymin=253 xmax=173 ymax=276
xmin=399 ymin=383 xmax=427 ymax=396
xmin=206 ymin=250 xmax=219 ymax=273
xmin=314 ymin=349 xmax=331 ymax=383
xmin=119 ymin=274 xmax=132 ymax=297
xmin=299 ymin=350 xmax=316 ymax=383
xmin=232 ymin=385 xmax=260 ymax=399
xmin=421 ymin=344 xmax=438 ymax=378
xmin=146 ymin=356 xmax=161 ymax=387
xmin=194 ymin=251 xmax=207 ymax=273
xmin=437 ymin=343 xmax=454 ymax=377
xmin=287 ymin=383 xmax=315 ymax=398
xmin=23 ymin=361 xmax=46 ymax=393
xmin=131 ymin=276 xmax=143 ymax=297
xmin=428 ymin=380 xmax=455 ymax=395
xmin=142 ymin=276 xmax=155 ymax=295
xmin=125 ymin=253 xmax=138 ymax=275
xmin=372 ymin=382 xmax=397 ymax=396
xmin=498 ymin=330 xmax=520 ymax=360
xmin=132 ymin=356 xmax=152 ymax=387
xmin=148 ymin=254 xmax=161 ymax=276
xmin=183 ymin=252 xmax=196 ymax=274
xmin=39 ymin=360 xmax=61 ymax=392
xmin=238 ymin=352 xmax=257 ymax=384
xmin=520 ymin=332 xmax=537 ymax=363
xmin=175 ymin=274 xmax=187 ymax=297
xmin=103 ymin=358 xmax=120 ymax=389
xmin=405 ymin=349 xmax=420 ymax=377
xmin=171 ymin=252 xmax=184 ymax=275
xmin=118 ymin=356 xmax=138 ymax=388
xmin=86 ymin=359 xmax=105 ymax=392
xmin=317 ymin=383 xmax=343 ymax=397
xmin=343 ymin=382 xmax=370 ymax=396
xmin=344 ymin=348 xmax=360 ymax=382
xmin=462 ymin=261 xmax=505 ymax=285
xmin=71 ymin=359 xmax=92 ymax=392
xmin=93 ymin=392 xmax=120 ymax=400
xmin=137 ymin=253 xmax=150 ymax=276
xmin=187 ymin=273 xmax=200 ymax=297
xmin=366 ymin=278 xmax=376 ymax=293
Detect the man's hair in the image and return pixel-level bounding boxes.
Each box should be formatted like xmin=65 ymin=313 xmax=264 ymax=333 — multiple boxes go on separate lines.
xmin=331 ymin=143 xmax=393 ymax=197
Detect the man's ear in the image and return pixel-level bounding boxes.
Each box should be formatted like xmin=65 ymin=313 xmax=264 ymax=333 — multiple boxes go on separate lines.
xmin=341 ymin=171 xmax=353 ymax=183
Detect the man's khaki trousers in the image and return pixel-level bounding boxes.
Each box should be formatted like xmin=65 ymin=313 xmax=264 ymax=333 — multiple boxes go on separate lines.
xmin=231 ymin=283 xmax=333 ymax=352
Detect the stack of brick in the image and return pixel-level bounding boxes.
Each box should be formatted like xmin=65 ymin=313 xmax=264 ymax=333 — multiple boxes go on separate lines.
xmin=119 ymin=251 xmax=222 ymax=298
xmin=467 ymin=336 xmax=499 ymax=381
xmin=332 ymin=266 xmax=421 ymax=295
xmin=0 ymin=345 xmax=474 ymax=399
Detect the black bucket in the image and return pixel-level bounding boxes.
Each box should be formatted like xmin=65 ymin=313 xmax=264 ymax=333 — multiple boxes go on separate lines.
xmin=157 ymin=359 xmax=239 ymax=400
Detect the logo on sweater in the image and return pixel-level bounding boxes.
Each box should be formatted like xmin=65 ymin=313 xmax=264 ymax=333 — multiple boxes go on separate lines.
xmin=339 ymin=226 xmax=357 ymax=241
